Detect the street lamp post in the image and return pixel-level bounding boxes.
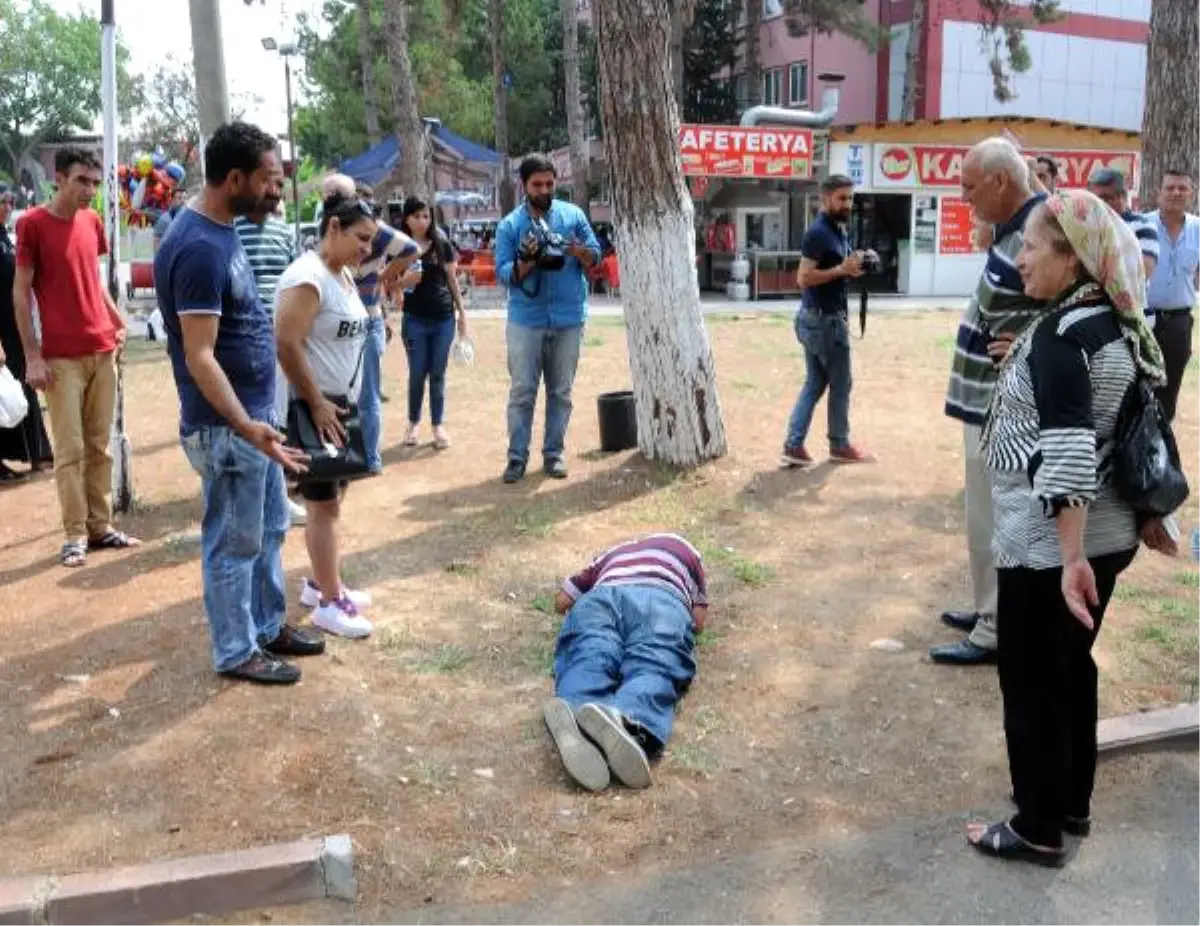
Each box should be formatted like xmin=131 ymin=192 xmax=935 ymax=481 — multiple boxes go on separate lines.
xmin=262 ymin=37 xmax=301 ymax=242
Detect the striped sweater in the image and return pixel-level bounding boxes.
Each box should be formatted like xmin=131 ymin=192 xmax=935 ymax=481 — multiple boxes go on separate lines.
xmin=562 ymin=533 xmax=708 ymax=610
xmin=944 ymin=195 xmax=1046 ymax=426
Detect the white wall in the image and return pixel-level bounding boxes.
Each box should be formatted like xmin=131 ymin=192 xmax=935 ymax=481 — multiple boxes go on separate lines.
xmin=938 ymin=21 xmax=1146 ymax=130
xmin=1012 ymin=0 xmax=1149 ymax=20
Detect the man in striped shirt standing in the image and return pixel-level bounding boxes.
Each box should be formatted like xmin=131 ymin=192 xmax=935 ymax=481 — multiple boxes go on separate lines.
xmin=932 ymin=138 xmax=1044 ymax=667
xmin=542 ymin=533 xmax=708 ymax=791
xmin=1088 ymin=167 xmax=1159 ymax=279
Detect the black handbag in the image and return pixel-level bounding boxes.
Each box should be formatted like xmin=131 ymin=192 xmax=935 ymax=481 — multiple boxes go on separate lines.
xmin=285 ymin=343 xmax=372 ymax=485
xmin=1111 ymin=377 xmax=1189 ymax=518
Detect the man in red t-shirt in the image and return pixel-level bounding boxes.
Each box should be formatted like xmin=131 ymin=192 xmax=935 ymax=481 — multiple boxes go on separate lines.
xmin=13 ymin=146 xmax=139 ymax=567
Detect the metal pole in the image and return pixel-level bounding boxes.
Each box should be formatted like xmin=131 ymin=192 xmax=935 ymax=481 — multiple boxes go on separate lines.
xmin=284 ymin=54 xmax=300 ymax=240
xmin=101 ymin=0 xmax=133 ymax=511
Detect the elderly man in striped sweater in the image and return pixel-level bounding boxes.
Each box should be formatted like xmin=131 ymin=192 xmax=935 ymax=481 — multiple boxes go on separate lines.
xmin=542 ymin=533 xmax=708 ymax=791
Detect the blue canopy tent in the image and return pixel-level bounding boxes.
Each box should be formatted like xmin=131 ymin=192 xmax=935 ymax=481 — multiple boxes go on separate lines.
xmin=338 ymin=125 xmax=500 ymax=187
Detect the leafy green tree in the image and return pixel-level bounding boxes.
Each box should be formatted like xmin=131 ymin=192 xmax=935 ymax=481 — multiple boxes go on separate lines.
xmin=682 ymin=0 xmax=738 ymax=124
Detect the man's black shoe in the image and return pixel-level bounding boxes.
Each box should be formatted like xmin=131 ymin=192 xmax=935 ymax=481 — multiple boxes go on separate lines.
xmin=929 ymin=639 xmax=997 ymax=665
xmin=263 ymin=624 xmax=326 ymax=657
xmin=940 ymin=610 xmax=981 ymax=633
xmin=544 ymin=458 xmax=568 ymax=479
xmin=220 ymin=653 xmax=301 ymax=685
xmin=503 ymin=460 xmax=526 ymax=484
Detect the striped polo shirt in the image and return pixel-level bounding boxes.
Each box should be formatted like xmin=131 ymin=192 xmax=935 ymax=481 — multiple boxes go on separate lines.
xmin=354 ymin=223 xmax=418 ymax=314
xmin=562 ymin=533 xmax=709 ymax=610
xmin=1121 ymin=210 xmax=1160 ymax=264
xmin=944 ymin=195 xmax=1045 ymax=426
xmin=234 ymin=216 xmax=296 ymax=310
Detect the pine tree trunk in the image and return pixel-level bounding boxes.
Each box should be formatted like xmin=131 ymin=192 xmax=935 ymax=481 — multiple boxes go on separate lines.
xmin=383 ymin=0 xmax=428 ymax=199
xmin=592 ymin=0 xmax=727 ymax=467
xmin=900 ymin=0 xmax=925 ymax=120
xmin=744 ymin=0 xmax=762 ymax=107
xmin=491 ymin=0 xmax=516 ymax=213
xmin=1138 ymin=0 xmax=1199 ymax=204
xmin=561 ymin=0 xmax=591 ymax=215
xmin=356 ymin=0 xmax=382 ymax=146
xmin=670 ymin=2 xmax=685 ymax=105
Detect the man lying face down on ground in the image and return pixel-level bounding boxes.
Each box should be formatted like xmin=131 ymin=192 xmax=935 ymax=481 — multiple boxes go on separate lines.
xmin=541 ymin=532 xmax=708 ymax=791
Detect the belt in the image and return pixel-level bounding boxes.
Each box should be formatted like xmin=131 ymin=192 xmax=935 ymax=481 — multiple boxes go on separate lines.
xmin=1148 ymin=306 xmax=1192 ymax=314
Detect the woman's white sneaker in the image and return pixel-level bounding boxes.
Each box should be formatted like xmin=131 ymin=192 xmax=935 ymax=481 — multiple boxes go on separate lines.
xmin=299 ymin=578 xmax=372 ymax=610
xmin=311 ymin=596 xmax=373 ymax=639
xmin=287 ymin=499 xmax=307 ymax=526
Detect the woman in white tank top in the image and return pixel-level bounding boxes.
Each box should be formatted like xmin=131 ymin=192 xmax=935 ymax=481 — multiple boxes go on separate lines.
xmin=275 ymin=193 xmax=376 ymax=640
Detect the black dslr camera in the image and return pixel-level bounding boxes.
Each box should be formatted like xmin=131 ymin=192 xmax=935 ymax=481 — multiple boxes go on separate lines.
xmin=858 ymin=248 xmax=882 ymax=274
xmin=519 ymin=215 xmax=567 ymax=271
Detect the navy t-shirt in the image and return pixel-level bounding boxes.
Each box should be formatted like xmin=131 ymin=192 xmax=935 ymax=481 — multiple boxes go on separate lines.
xmin=799 ymin=212 xmax=850 ymax=315
xmin=154 ymin=207 xmax=277 ymax=436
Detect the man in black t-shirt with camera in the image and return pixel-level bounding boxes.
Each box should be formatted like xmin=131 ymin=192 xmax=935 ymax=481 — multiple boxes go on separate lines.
xmin=780 ymin=174 xmax=875 ymax=468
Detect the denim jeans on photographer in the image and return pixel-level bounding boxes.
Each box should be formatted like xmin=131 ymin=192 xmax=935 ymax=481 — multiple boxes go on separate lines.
xmin=784 ymin=309 xmax=853 ymax=451
xmin=181 ymin=426 xmax=289 ymax=672
xmin=506 ymin=322 xmax=583 ymax=465
xmin=359 ymin=314 xmax=387 ymax=472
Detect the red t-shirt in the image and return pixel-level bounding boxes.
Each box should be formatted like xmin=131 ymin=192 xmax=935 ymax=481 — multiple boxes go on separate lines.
xmin=15 ymin=207 xmax=116 ymax=359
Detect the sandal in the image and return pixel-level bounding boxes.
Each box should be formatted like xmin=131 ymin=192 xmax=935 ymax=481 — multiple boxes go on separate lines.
xmin=403 ymin=425 xmax=420 ymax=447
xmin=87 ymin=530 xmax=141 ymax=551
xmin=967 ymin=821 xmax=1065 ymax=868
xmin=433 ymin=427 xmax=451 ymax=450
xmin=61 ymin=540 xmax=87 ymax=568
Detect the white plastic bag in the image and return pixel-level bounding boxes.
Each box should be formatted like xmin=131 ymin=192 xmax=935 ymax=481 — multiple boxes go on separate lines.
xmin=452 ymin=336 xmax=476 ymax=367
xmin=0 ymin=366 xmax=29 ymax=429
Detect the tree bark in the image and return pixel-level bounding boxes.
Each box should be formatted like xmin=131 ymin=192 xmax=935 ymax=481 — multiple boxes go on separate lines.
xmin=744 ymin=0 xmax=762 ymax=108
xmin=592 ymin=0 xmax=727 ymax=467
xmin=900 ymin=0 xmax=925 ymax=120
xmin=1137 ymin=0 xmax=1199 ymax=205
xmin=490 ymin=0 xmax=516 ymax=214
xmin=187 ymin=0 xmax=229 ymax=163
xmin=382 ymin=0 xmax=429 ymax=199
xmin=670 ymin=2 xmax=685 ymax=106
xmin=561 ymin=0 xmax=591 ymax=215
xmin=356 ymin=0 xmax=382 ymax=146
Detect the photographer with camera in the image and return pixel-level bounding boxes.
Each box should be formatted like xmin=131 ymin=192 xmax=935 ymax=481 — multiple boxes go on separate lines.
xmin=495 ymin=154 xmax=601 ymax=484
xmin=780 ymin=174 xmax=875 ymax=469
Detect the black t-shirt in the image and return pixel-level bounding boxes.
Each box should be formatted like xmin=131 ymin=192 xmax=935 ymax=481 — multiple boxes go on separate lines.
xmin=799 ymin=213 xmax=850 ymax=316
xmin=403 ymin=237 xmax=456 ymax=319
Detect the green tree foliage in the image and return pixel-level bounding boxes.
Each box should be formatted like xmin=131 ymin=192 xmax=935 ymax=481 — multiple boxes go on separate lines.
xmin=681 ymin=0 xmax=738 ymax=124
xmin=0 ymin=0 xmax=138 ymax=179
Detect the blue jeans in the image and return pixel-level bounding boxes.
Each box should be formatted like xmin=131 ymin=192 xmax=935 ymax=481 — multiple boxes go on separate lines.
xmin=784 ymin=309 xmax=852 ymax=451
xmin=359 ymin=314 xmax=387 ymax=472
xmin=401 ymin=313 xmax=455 ymax=426
xmin=553 ymin=585 xmax=696 ymax=751
xmin=506 ymin=322 xmax=583 ymax=465
xmin=181 ymin=426 xmax=288 ymax=672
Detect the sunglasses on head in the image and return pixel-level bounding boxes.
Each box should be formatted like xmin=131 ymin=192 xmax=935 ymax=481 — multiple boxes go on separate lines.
xmin=331 ymin=198 xmax=375 ymax=222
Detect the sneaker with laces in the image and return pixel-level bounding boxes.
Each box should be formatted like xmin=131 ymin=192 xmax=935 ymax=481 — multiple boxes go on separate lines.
xmin=299 ymin=578 xmax=371 ymax=610
xmin=311 ymin=596 xmax=374 ymax=639
xmin=780 ymin=445 xmax=816 ymax=469
xmin=829 ymin=444 xmax=876 ymax=464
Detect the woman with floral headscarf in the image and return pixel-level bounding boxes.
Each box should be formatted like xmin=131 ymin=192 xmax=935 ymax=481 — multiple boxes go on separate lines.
xmin=968 ymin=190 xmax=1176 ymax=867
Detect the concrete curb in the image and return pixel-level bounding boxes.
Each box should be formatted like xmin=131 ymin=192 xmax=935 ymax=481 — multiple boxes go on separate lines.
xmin=0 ymin=834 xmax=354 ymax=925
xmin=1098 ymin=703 xmax=1199 ymax=758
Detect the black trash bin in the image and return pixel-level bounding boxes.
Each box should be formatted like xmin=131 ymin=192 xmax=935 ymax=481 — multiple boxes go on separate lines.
xmin=597 ymin=390 xmax=638 ymax=452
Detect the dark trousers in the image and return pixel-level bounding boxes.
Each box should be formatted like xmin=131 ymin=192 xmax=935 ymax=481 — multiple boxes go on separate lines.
xmin=997 ymin=547 xmax=1137 ymax=848
xmin=1152 ymin=310 xmax=1193 ymax=423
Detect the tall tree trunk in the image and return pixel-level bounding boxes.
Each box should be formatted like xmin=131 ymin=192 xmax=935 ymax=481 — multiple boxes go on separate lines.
xmin=900 ymin=0 xmax=925 ymax=120
xmin=356 ymin=0 xmax=382 ymax=146
xmin=1137 ymin=0 xmax=1198 ymax=205
xmin=383 ymin=0 xmax=429 ymax=199
xmin=561 ymin=0 xmax=591 ymax=215
xmin=188 ymin=0 xmax=229 ymax=165
xmin=670 ymin=2 xmax=685 ymax=106
xmin=490 ymin=0 xmax=516 ymax=213
xmin=592 ymin=0 xmax=727 ymax=467
xmin=744 ymin=0 xmax=762 ymax=108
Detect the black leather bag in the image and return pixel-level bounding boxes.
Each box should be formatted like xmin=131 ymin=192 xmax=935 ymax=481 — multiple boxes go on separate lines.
xmin=285 ymin=344 xmax=371 ymax=485
xmin=1112 ymin=378 xmax=1189 ymax=517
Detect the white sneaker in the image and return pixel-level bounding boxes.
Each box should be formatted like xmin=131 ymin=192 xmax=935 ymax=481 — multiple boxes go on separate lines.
xmin=575 ymin=703 xmax=651 ymax=789
xmin=299 ymin=577 xmax=372 ymax=610
xmin=287 ymin=499 xmax=307 ymax=526
xmin=311 ymin=596 xmax=373 ymax=639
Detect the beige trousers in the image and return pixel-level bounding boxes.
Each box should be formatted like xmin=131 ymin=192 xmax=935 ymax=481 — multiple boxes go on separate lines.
xmin=962 ymin=423 xmax=998 ymax=650
xmin=44 ymin=351 xmax=116 ymax=542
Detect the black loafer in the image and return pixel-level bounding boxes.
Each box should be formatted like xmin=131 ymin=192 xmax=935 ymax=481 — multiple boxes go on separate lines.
xmin=220 ymin=653 xmax=301 ymax=685
xmin=263 ymin=624 xmax=326 ymax=657
xmin=929 ymin=639 xmax=997 ymax=665
xmin=544 ymin=458 xmax=568 ymax=479
xmin=502 ymin=460 xmax=526 ymax=484
xmin=940 ymin=610 xmax=981 ymax=633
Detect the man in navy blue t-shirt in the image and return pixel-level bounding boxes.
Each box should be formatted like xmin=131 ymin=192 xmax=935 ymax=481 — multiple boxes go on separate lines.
xmin=154 ymin=122 xmax=322 ymax=686
xmin=780 ymin=174 xmax=874 ymax=468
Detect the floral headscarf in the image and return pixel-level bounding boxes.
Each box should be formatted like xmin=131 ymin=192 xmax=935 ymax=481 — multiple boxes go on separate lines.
xmin=1044 ymin=190 xmax=1166 ymax=386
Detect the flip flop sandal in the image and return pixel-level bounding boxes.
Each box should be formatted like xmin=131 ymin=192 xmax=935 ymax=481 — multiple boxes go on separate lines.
xmin=87 ymin=530 xmax=140 ymax=551
xmin=968 ymin=821 xmax=1065 ymax=868
xmin=61 ymin=540 xmax=87 ymax=568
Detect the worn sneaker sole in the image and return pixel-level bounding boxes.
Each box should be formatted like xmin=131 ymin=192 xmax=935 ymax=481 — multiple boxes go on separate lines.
xmin=576 ymin=703 xmax=651 ymax=789
xmin=542 ymin=698 xmax=610 ymax=791
xmin=779 ymin=454 xmax=816 ymax=469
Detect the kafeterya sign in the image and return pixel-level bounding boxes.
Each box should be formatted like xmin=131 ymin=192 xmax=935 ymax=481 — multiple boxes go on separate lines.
xmin=872 ymin=145 xmax=1139 ymax=191
xmin=678 ymin=125 xmax=814 ymax=179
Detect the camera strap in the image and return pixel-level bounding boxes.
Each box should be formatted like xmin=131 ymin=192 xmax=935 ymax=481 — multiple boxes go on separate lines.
xmin=858 ymin=286 xmax=869 ymax=339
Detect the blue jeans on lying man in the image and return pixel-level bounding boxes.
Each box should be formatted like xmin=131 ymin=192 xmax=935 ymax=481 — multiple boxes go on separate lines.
xmin=506 ymin=322 xmax=583 ymax=466
xmin=784 ymin=308 xmax=853 ymax=451
xmin=182 ymin=425 xmax=289 ymax=672
xmin=401 ymin=313 xmax=456 ymax=426
xmin=359 ymin=314 xmax=387 ymax=472
xmin=553 ymin=584 xmax=696 ymax=751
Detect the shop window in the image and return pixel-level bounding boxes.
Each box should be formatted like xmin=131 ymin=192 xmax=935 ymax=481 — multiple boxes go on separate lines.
xmin=788 ymin=61 xmax=809 ymax=106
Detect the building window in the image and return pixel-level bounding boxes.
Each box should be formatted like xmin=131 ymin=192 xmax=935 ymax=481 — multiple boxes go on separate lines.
xmin=735 ymin=74 xmax=749 ymax=109
xmin=788 ymin=61 xmax=809 ymax=106
xmin=762 ymin=67 xmax=783 ymax=106
xmin=763 ymin=0 xmax=783 ymax=18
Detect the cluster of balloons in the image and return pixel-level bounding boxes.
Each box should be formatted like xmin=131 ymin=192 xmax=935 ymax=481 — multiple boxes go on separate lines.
xmin=118 ymin=148 xmax=187 ymax=227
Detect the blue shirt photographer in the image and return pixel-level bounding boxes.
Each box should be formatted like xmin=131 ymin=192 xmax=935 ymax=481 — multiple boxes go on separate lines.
xmin=495 ymin=200 xmax=601 ymax=329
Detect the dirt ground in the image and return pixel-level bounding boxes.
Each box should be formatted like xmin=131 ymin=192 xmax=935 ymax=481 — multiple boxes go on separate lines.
xmin=0 ymin=312 xmax=1196 ymax=920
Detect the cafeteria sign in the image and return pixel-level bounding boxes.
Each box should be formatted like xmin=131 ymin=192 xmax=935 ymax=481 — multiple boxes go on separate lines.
xmin=872 ymin=144 xmax=1139 ymax=190
xmin=679 ymin=124 xmax=814 ymax=179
